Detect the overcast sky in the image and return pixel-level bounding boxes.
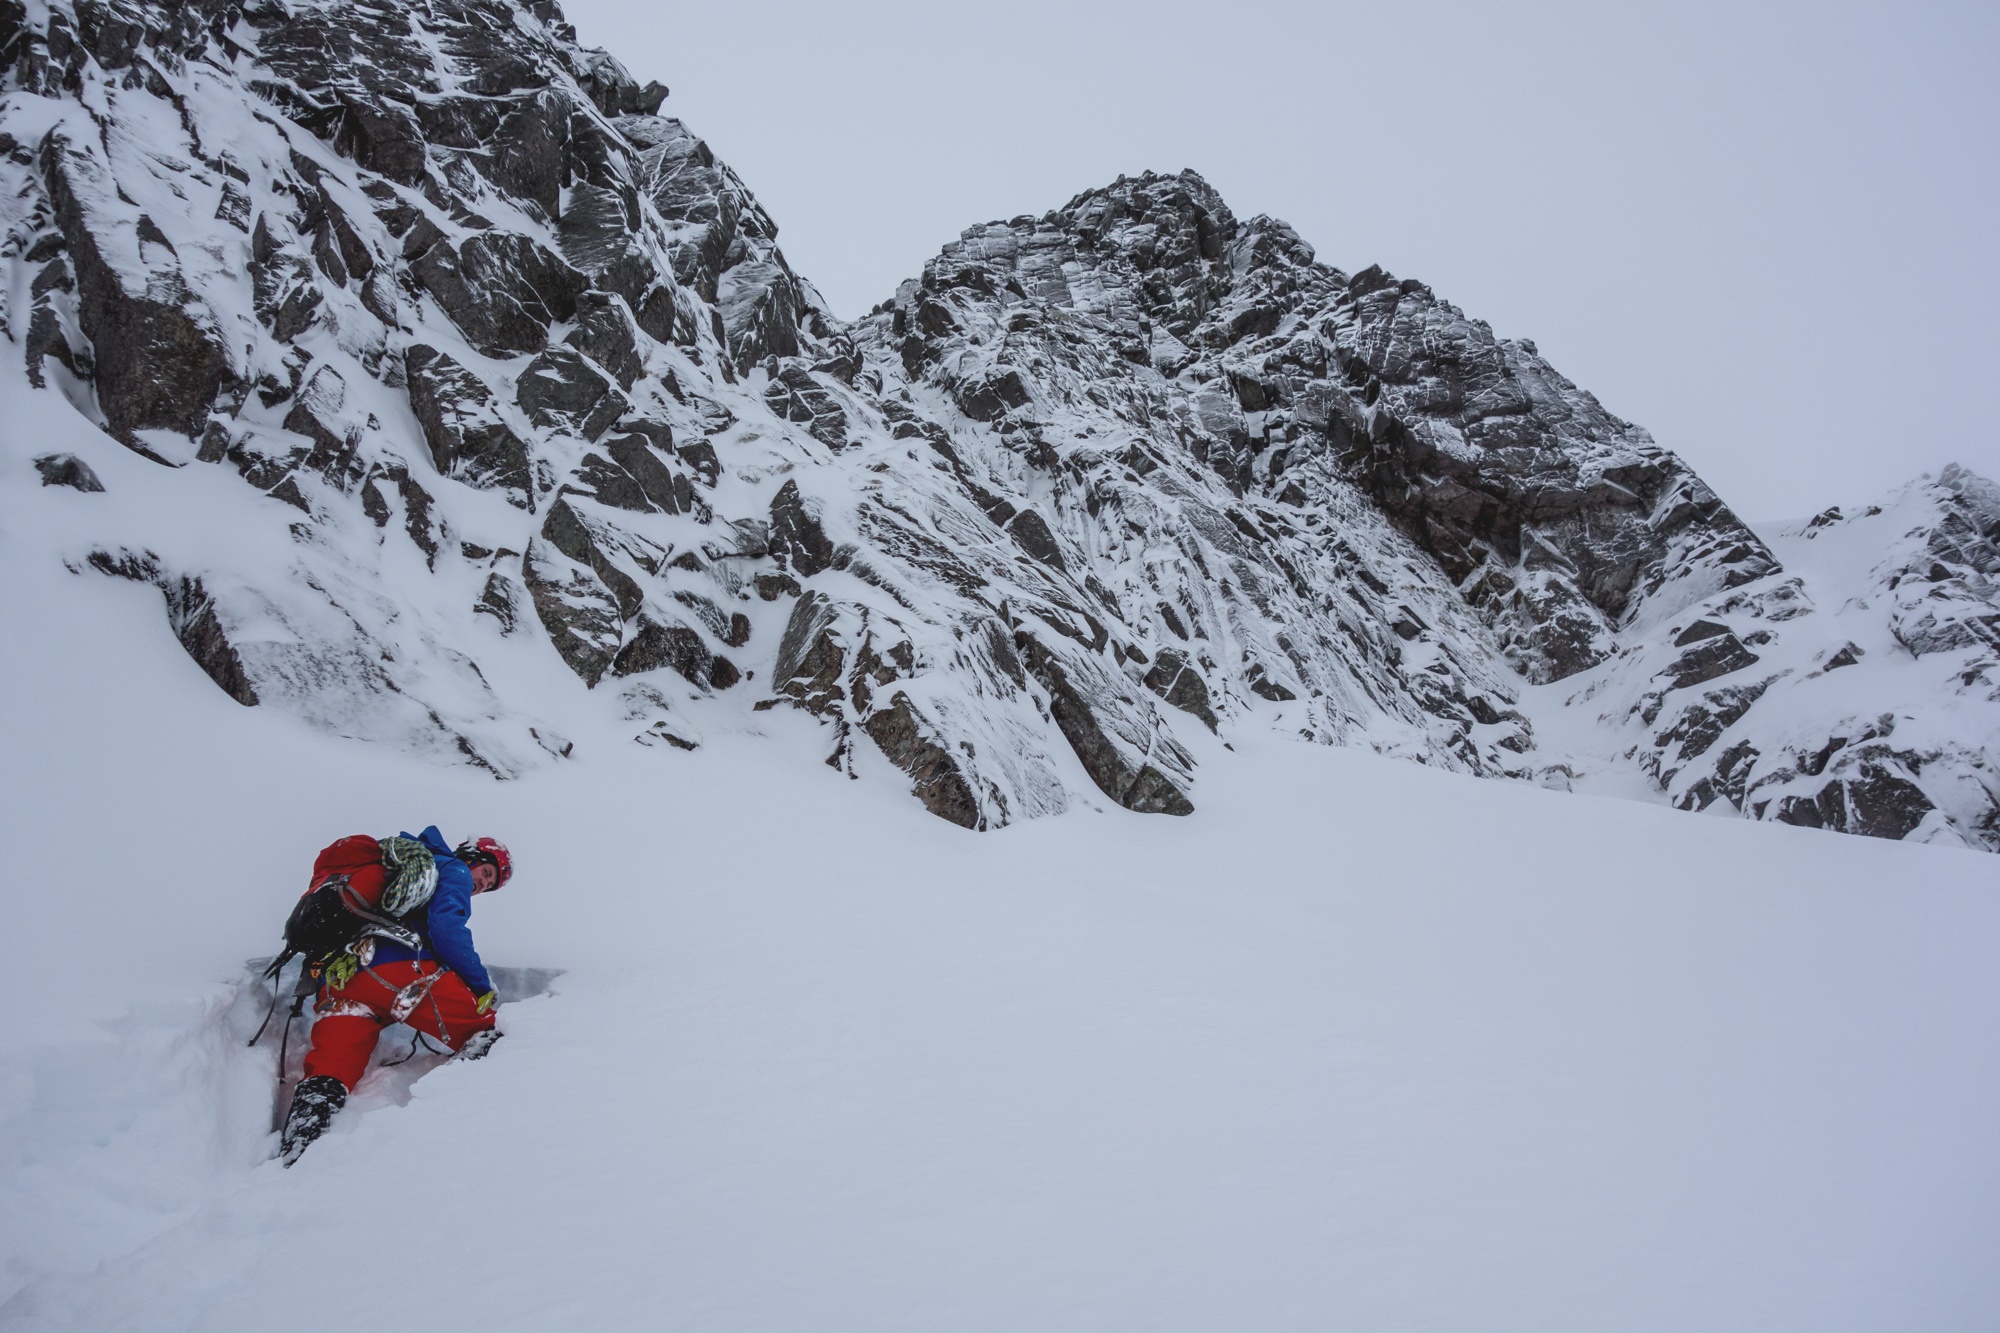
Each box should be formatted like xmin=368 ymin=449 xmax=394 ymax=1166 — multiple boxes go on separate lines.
xmin=563 ymin=0 xmax=1998 ymax=521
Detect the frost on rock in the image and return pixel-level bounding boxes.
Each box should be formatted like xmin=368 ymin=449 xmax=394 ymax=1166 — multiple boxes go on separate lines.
xmin=2 ymin=2 xmax=1993 ymax=846
xmin=1556 ymin=466 xmax=2000 ymax=850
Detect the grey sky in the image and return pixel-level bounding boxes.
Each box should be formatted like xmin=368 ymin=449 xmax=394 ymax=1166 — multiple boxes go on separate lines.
xmin=563 ymin=1 xmax=1998 ymax=521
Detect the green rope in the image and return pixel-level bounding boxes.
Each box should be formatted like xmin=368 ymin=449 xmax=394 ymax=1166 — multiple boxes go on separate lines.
xmin=377 ymin=836 xmax=439 ymax=916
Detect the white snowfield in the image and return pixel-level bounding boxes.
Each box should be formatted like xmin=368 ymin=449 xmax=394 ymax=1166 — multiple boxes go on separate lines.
xmin=3 ymin=423 xmax=1998 ymax=1330
xmin=1 ymin=0 xmax=1997 ymax=1325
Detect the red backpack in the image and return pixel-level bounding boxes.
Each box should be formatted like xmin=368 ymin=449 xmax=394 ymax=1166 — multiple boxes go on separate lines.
xmin=262 ymin=834 xmax=440 ymax=984
xmin=250 ymin=834 xmax=444 ymax=1059
xmin=309 ymin=834 xmax=392 ymax=911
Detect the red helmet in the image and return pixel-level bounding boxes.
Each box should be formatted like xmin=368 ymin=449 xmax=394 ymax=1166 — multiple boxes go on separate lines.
xmin=457 ymin=836 xmax=513 ymax=888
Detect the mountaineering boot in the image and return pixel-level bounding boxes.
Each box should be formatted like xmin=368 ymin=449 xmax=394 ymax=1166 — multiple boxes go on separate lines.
xmin=279 ymin=1074 xmax=347 ymax=1166
xmin=458 ymin=1029 xmax=502 ymax=1061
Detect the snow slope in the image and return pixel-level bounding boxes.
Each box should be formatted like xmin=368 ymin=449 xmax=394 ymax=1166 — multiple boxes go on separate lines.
xmin=3 ymin=3 xmax=1998 ymax=1327
xmin=4 ymin=422 xmax=1999 ymax=1330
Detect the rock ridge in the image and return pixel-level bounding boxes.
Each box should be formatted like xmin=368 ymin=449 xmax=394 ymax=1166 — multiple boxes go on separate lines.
xmin=2 ymin=0 xmax=1992 ymax=848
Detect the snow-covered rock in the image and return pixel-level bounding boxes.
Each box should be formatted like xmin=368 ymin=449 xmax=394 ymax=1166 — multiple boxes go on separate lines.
xmin=1545 ymin=465 xmax=2000 ymax=849
xmin=1 ymin=0 xmax=1992 ymax=847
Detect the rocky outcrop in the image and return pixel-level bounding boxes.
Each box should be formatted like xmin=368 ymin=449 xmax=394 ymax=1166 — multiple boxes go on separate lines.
xmin=572 ymin=429 xmax=692 ymax=514
xmin=878 ymin=172 xmax=1775 ymax=688
xmin=1144 ymin=649 xmax=1219 ymax=732
xmin=410 ymin=232 xmax=587 ymax=358
xmin=861 ymin=693 xmax=983 ymax=829
xmin=1330 ymin=269 xmax=1780 ymax=683
xmin=41 ymin=130 xmax=238 ymax=449
xmin=84 ymin=550 xmax=258 ymax=707
xmin=768 ymin=479 xmax=835 ymax=576
xmin=764 ymin=361 xmax=849 ymax=449
xmin=35 ymin=452 xmax=102 ymax=491
xmin=1016 ymin=634 xmax=1194 ymax=816
xmin=516 ymin=345 xmax=626 ymax=442
xmin=1557 ymin=466 xmax=2000 ymax=849
xmin=567 ymin=292 xmax=645 ymax=390
xmin=4 ymin=0 xmax=1990 ymax=847
xmin=405 ymin=347 xmax=535 ymax=509
xmin=766 ymin=592 xmax=1059 ymax=829
xmin=611 ymin=613 xmax=714 ymax=686
xmin=1886 ymin=466 xmax=2000 ymax=659
xmin=522 ymin=539 xmax=622 ymax=687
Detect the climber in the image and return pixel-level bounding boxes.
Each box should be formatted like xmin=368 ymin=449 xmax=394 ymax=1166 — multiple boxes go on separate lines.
xmin=278 ymin=828 xmax=513 ymax=1165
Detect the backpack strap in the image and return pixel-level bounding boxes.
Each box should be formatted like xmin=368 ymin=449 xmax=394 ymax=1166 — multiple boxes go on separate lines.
xmin=335 ymin=879 xmax=421 ymax=934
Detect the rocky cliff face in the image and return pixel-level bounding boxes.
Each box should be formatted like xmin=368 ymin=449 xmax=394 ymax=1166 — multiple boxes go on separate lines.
xmin=1549 ymin=464 xmax=2000 ymax=849
xmin=3 ymin=0 xmax=1994 ymax=847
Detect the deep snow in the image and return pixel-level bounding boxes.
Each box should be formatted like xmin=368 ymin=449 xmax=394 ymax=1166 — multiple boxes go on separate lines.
xmin=4 ymin=427 xmax=1999 ymax=1330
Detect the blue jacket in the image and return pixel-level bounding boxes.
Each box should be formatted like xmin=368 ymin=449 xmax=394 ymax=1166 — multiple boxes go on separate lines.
xmin=367 ymin=826 xmax=494 ymax=996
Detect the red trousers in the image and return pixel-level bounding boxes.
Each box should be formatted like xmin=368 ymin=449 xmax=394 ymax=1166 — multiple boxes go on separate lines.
xmin=301 ymin=959 xmax=495 ymax=1091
